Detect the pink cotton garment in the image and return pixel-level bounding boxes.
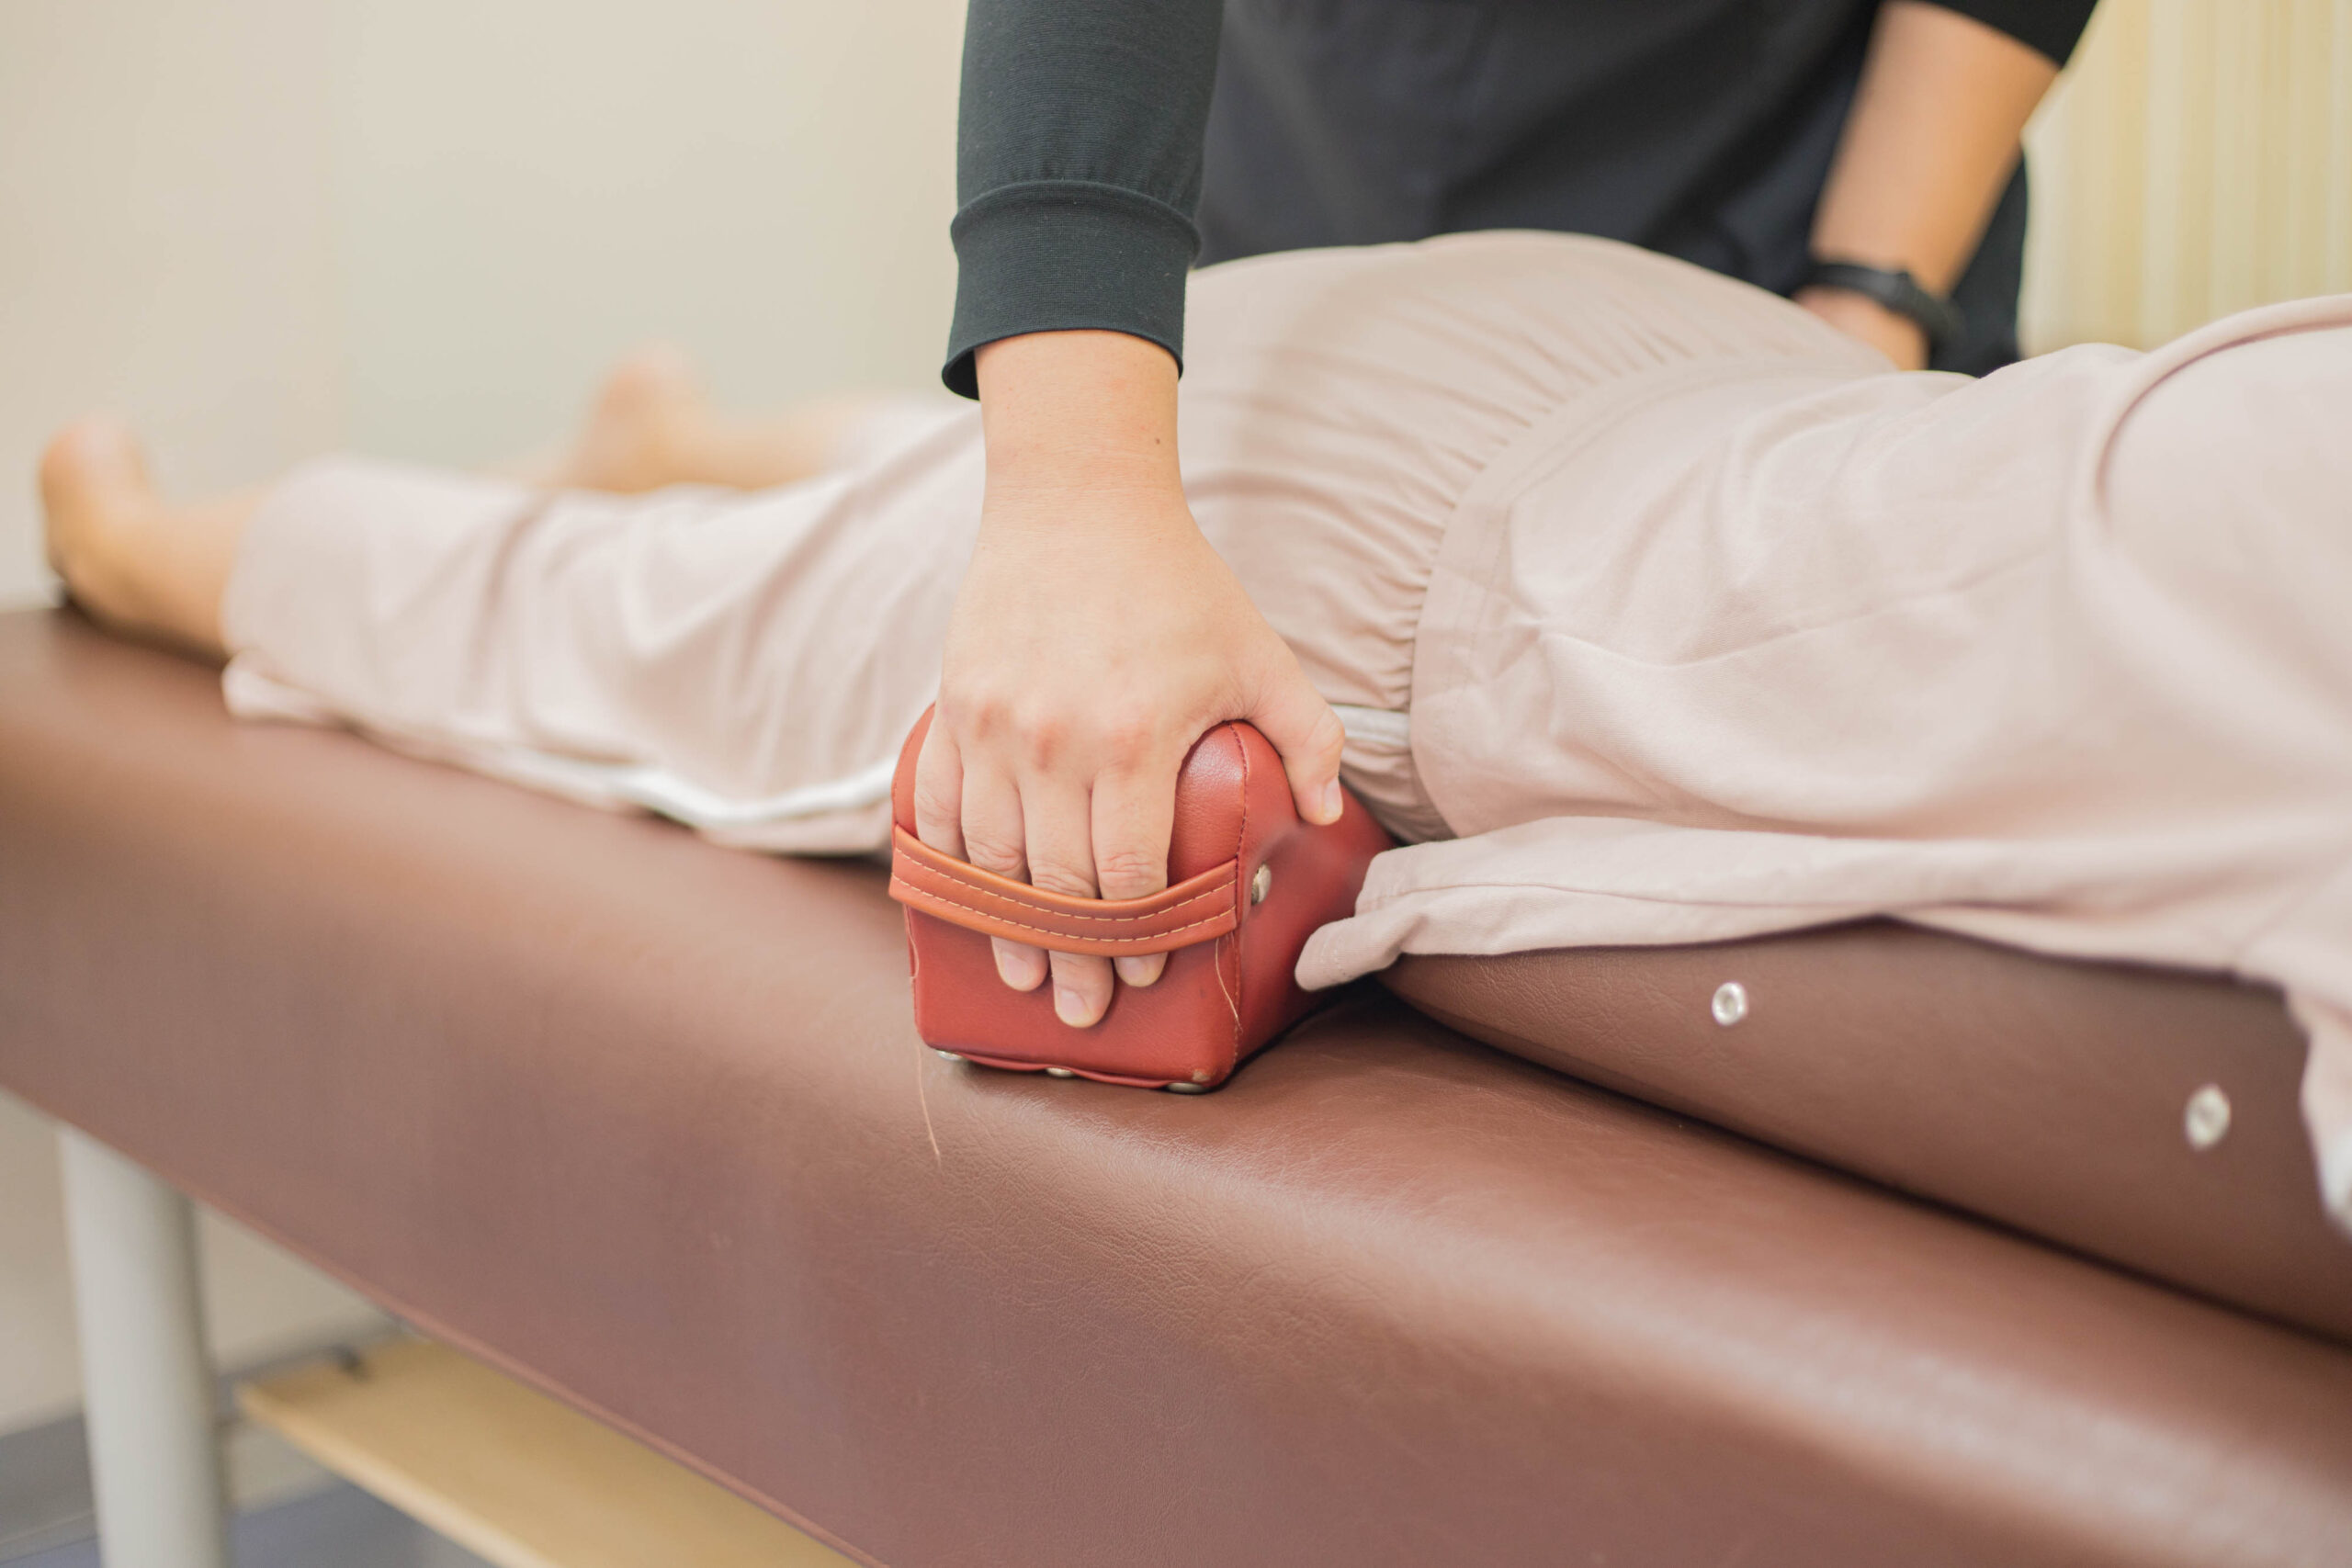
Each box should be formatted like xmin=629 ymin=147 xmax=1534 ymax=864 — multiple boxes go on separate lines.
xmin=215 ymin=233 xmax=2352 ymax=1228
xmin=1297 ymin=288 xmax=2352 ymax=1226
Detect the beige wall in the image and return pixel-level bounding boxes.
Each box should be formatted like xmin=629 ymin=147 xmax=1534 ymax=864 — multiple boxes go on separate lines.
xmin=0 ymin=0 xmax=962 ymax=607
xmin=0 ymin=0 xmax=344 ymax=608
xmin=2022 ymin=0 xmax=2352 ymax=351
xmin=326 ymin=1 xmax=964 ymax=466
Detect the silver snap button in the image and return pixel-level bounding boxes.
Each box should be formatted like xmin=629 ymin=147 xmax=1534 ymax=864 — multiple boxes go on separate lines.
xmin=2184 ymin=1084 xmax=2232 ymax=1151
xmin=1250 ymin=863 xmax=1273 ymax=905
xmin=1711 ymin=981 xmax=1748 ymax=1028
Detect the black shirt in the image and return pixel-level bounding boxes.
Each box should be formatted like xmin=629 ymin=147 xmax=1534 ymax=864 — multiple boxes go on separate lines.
xmin=944 ymin=0 xmax=2095 ymax=392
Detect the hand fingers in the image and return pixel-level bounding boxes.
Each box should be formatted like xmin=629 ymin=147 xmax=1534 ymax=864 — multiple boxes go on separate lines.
xmin=955 ymin=751 xmax=1048 ymax=993
xmin=989 ymin=933 xmax=1048 ymax=994
xmin=1111 ymin=953 xmax=1167 ymax=988
xmin=1047 ymin=948 xmax=1115 ymax=1028
xmin=1091 ymin=758 xmax=1175 ymax=989
xmin=1249 ymin=660 xmax=1350 ymax=826
xmin=910 ymin=716 xmax=966 ymax=857
xmin=922 ymin=720 xmax=1047 ymax=991
xmin=1017 ymin=773 xmax=1116 ymax=1028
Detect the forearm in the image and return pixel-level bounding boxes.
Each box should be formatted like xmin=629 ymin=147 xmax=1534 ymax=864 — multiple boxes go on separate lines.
xmin=1809 ymin=0 xmax=2062 ymax=296
xmin=974 ymin=331 xmax=1182 ymax=506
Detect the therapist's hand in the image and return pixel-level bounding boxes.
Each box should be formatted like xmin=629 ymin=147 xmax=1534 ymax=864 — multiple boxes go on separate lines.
xmin=914 ymin=329 xmax=1348 ymax=1029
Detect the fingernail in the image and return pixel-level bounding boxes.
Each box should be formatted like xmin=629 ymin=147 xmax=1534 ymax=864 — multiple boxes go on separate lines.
xmin=1317 ymin=779 xmax=1344 ymax=824
xmin=1054 ymin=983 xmax=1091 ymax=1027
xmin=1114 ymin=954 xmax=1161 ymax=987
xmin=996 ymin=946 xmax=1038 ymax=989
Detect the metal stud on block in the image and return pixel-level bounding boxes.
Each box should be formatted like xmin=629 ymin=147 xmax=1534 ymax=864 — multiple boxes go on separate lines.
xmin=1250 ymin=863 xmax=1273 ymax=905
xmin=1164 ymin=1081 xmax=1211 ymax=1094
xmin=933 ymin=1049 xmax=963 ymax=1062
xmin=1710 ymin=981 xmax=1748 ymax=1027
xmin=1044 ymin=1066 xmax=1078 ymax=1078
xmin=2184 ymin=1084 xmax=2233 ymax=1151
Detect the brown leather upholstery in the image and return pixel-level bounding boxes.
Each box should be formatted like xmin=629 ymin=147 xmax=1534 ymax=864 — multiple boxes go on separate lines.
xmin=5 ymin=609 xmax=2351 ymax=1568
xmin=1387 ymin=931 xmax=2352 ymax=1346
xmin=888 ymin=707 xmax=1391 ymax=1088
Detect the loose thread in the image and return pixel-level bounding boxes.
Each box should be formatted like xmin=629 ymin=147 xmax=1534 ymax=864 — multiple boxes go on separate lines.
xmin=913 ymin=1032 xmax=943 ymax=1165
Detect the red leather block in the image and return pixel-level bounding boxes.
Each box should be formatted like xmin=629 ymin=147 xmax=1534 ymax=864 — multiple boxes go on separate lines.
xmin=888 ymin=707 xmax=1393 ymax=1088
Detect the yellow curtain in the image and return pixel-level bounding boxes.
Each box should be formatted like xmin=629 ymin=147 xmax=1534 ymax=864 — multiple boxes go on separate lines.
xmin=2021 ymin=0 xmax=2352 ymax=351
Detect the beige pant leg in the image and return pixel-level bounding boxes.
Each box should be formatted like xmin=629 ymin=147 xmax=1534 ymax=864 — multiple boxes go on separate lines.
xmin=222 ymin=405 xmax=982 ymax=853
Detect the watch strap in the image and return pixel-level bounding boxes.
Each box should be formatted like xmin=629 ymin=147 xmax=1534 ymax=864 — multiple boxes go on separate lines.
xmin=1804 ymin=260 xmax=1964 ymax=351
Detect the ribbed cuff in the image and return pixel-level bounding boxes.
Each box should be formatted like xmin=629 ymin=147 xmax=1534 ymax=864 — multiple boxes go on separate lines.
xmin=943 ymin=180 xmax=1199 ymax=398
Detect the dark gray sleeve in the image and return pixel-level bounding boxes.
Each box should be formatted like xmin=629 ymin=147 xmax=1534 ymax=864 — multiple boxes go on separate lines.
xmin=1924 ymin=0 xmax=2099 ymax=66
xmin=942 ymin=0 xmax=1225 ymax=396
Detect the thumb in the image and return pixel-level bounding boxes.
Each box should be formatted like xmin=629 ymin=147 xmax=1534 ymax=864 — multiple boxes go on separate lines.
xmin=1247 ymin=660 xmax=1348 ymax=826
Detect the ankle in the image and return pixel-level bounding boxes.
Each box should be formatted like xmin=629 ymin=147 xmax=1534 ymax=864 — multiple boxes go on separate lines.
xmin=36 ymin=420 xmax=235 ymax=653
xmin=55 ymin=502 xmax=170 ymax=636
xmin=40 ymin=424 xmax=145 ymax=617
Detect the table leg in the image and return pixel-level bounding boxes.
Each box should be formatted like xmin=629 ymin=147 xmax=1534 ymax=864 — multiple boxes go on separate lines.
xmin=59 ymin=1128 xmax=231 ymax=1568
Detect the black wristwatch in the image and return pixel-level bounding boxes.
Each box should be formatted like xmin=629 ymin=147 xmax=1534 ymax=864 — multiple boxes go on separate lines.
xmin=1804 ymin=260 xmax=1964 ymax=352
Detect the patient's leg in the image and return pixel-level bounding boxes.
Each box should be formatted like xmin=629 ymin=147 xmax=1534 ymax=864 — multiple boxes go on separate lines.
xmin=40 ymin=353 xmax=933 ymax=660
xmin=517 ymin=346 xmax=922 ymax=495
xmin=40 ymin=420 xmax=254 ymax=659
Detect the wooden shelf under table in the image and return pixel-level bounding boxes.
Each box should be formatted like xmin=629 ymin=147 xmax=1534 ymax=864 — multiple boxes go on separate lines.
xmin=237 ymin=1336 xmax=856 ymax=1568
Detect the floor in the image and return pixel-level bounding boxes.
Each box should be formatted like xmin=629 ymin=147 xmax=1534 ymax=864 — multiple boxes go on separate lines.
xmin=9 ymin=1483 xmax=490 ymax=1568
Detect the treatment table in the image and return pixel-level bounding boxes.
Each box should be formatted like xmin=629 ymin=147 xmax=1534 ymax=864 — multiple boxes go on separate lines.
xmin=3 ymin=606 xmax=2349 ymax=1566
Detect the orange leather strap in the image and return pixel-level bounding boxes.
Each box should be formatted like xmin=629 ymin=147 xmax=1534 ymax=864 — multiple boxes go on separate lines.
xmin=888 ymin=828 xmax=1239 ymax=956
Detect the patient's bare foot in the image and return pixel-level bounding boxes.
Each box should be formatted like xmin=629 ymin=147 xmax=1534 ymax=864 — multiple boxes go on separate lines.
xmin=522 ymin=346 xmax=899 ymax=495
xmin=41 ymin=420 xmax=164 ymax=626
xmin=554 ymin=345 xmax=708 ymax=495
xmin=40 ymin=419 xmax=248 ymax=657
